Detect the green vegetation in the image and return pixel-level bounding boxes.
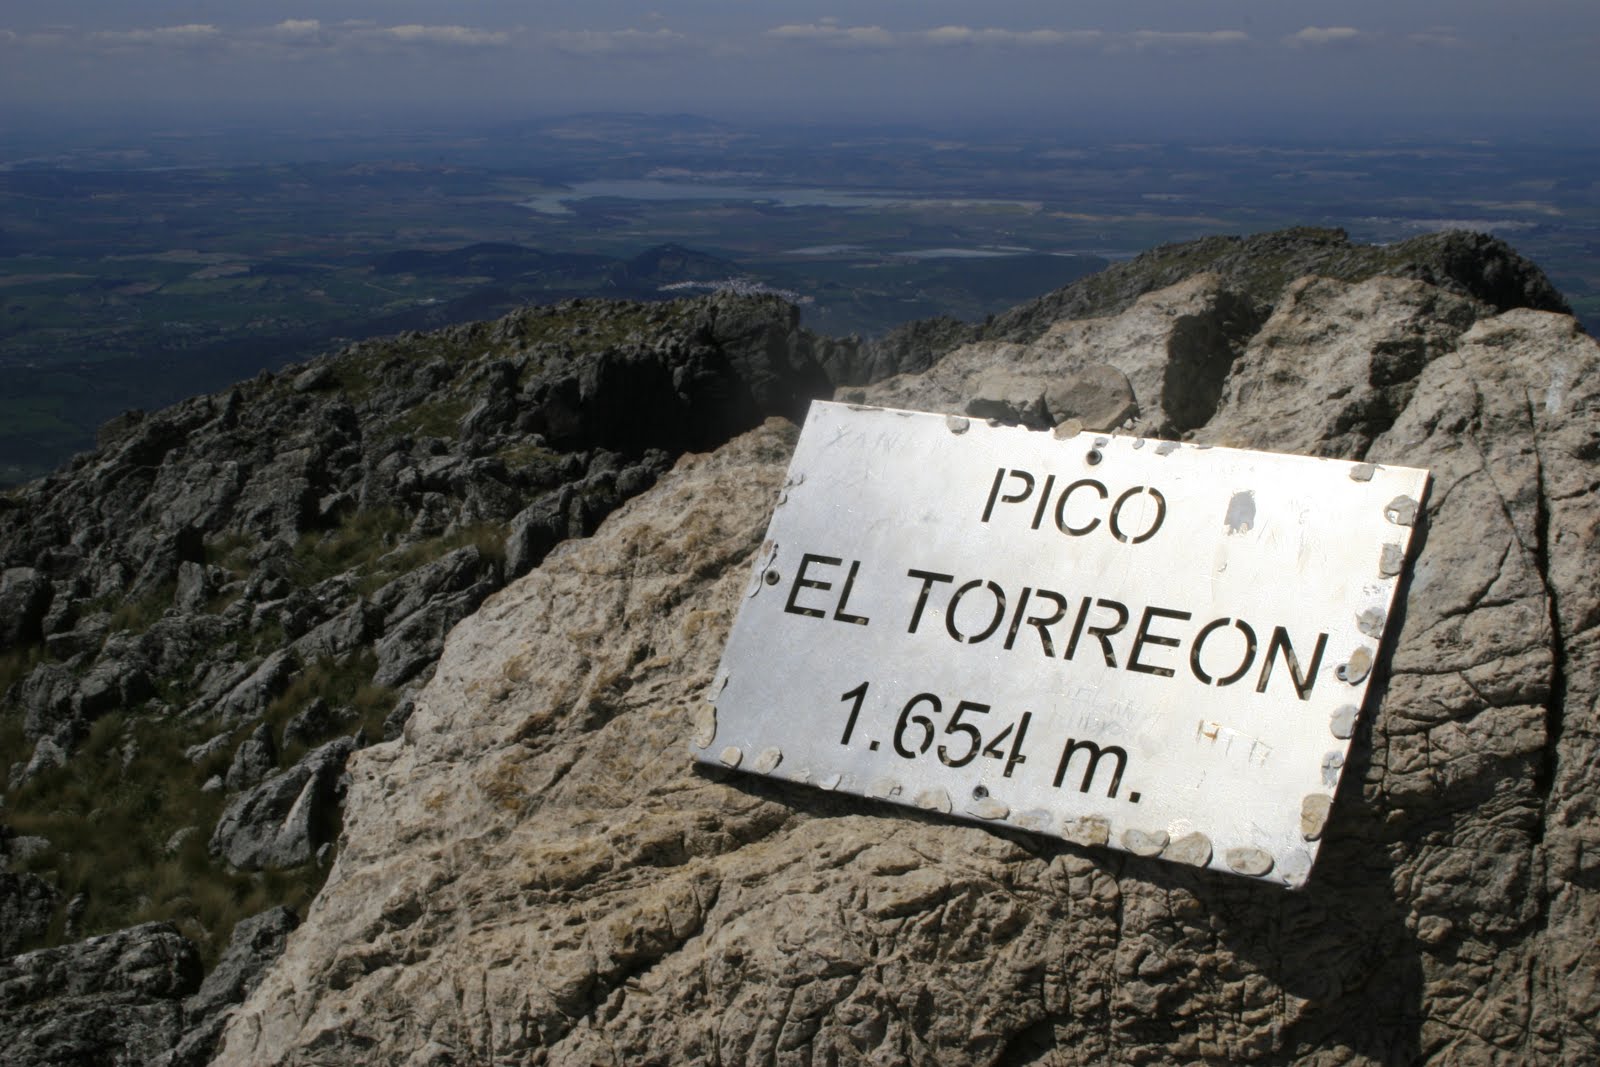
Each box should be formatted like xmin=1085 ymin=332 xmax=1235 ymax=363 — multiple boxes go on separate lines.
xmin=0 ymin=644 xmax=48 ymax=698
xmin=357 ymin=521 xmax=508 ymax=597
xmin=2 ymin=710 xmax=330 ymax=965
xmin=289 ymin=507 xmax=408 ymax=585
xmin=388 ymin=395 xmax=473 ymax=440
xmin=106 ymin=582 xmax=177 ymax=635
xmin=496 ymin=440 xmax=560 ymax=470
xmin=263 ymin=651 xmax=397 ymax=766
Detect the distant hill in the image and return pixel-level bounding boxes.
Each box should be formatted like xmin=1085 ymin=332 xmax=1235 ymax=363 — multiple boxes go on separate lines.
xmin=369 ymin=243 xmax=614 ymax=281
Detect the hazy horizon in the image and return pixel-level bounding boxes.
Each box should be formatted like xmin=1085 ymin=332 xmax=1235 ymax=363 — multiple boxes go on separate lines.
xmin=5 ymin=3 xmax=1597 ymax=143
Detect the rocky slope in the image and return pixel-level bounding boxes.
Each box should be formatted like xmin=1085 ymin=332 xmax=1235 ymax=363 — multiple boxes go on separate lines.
xmin=207 ymin=258 xmax=1597 ymax=1062
xmin=1 ymin=229 xmax=1592 ymax=1064
xmin=0 ymin=291 xmax=849 ymax=1062
xmin=835 ymin=227 xmax=1574 ymax=385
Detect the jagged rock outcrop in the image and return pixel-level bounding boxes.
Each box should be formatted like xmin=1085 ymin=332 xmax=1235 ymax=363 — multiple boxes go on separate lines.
xmin=0 ymin=922 xmax=201 ymax=1064
xmin=214 ymin=263 xmax=1600 ymax=1063
xmin=0 ymin=905 xmax=300 ymax=1067
xmin=159 ymin=907 xmax=299 ymax=1067
xmin=0 ymin=871 xmax=59 ymax=957
xmin=830 ymin=228 xmax=1573 ymax=384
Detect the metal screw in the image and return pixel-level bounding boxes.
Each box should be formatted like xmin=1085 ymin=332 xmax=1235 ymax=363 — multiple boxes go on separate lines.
xmin=972 ymin=784 xmax=989 ymax=799
xmin=764 ymin=569 xmax=780 ymax=586
xmin=1086 ymin=449 xmax=1103 ymax=466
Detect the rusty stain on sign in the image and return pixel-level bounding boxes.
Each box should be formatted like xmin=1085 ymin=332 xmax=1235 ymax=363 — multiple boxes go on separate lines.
xmin=691 ymin=401 xmax=1429 ymax=888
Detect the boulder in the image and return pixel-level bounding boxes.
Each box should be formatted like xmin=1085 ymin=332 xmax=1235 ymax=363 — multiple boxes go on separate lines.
xmin=282 ymin=698 xmax=340 ymax=748
xmin=223 ymin=722 xmax=278 ymax=793
xmin=213 ymin=649 xmax=295 ymax=726
xmin=0 ymin=567 xmax=52 ymax=647
xmin=209 ymin=737 xmax=357 ymax=871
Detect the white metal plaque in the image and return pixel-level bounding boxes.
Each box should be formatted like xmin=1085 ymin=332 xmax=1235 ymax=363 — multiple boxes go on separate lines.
xmin=691 ymin=401 xmax=1428 ymax=887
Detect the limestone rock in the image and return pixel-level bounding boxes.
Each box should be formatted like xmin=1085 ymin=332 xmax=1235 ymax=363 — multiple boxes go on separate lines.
xmin=209 ymin=737 xmax=356 ymax=870
xmin=223 ymin=722 xmax=277 ymax=793
xmin=864 ymin=273 xmax=1259 ymax=438
xmin=185 ymin=906 xmax=299 ymax=1021
xmin=216 ymin=275 xmax=1600 ymax=1065
xmin=213 ymin=649 xmax=295 ymax=727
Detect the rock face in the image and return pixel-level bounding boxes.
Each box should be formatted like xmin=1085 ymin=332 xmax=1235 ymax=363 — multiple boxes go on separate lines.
xmin=0 ymin=923 xmax=201 ymax=1064
xmin=0 ymin=871 xmax=59 ymax=957
xmin=830 ymin=227 xmax=1573 ymax=385
xmin=216 ymin=268 xmax=1600 ymax=1063
xmin=160 ymin=907 xmax=300 ymax=1067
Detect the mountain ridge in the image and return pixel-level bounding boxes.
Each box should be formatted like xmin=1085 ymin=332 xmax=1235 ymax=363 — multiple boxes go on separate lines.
xmin=0 ymin=227 xmax=1593 ymax=1065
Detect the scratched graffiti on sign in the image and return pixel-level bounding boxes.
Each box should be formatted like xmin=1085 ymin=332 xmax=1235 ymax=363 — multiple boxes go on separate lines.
xmin=691 ymin=401 xmax=1429 ymax=887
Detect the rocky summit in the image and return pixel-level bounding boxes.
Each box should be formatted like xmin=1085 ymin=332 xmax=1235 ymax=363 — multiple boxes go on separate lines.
xmin=1 ymin=228 xmax=1596 ymax=1064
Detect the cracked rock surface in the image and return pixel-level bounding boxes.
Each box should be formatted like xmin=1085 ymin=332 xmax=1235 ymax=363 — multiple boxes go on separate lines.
xmin=216 ymin=271 xmax=1600 ymax=1064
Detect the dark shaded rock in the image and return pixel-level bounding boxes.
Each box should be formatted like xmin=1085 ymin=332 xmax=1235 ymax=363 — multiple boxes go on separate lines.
xmin=224 ymin=722 xmax=277 ymax=792
xmin=381 ymin=695 xmax=416 ymax=742
xmin=186 ymin=906 xmax=298 ymax=1020
xmin=8 ymin=736 xmax=69 ymax=790
xmin=291 ymin=363 xmax=335 ymax=393
xmin=209 ymin=737 xmax=356 ymax=870
xmin=283 ymin=698 xmax=339 ymax=748
xmin=214 ymin=649 xmax=295 ymax=726
xmin=369 ymin=546 xmax=497 ymax=630
xmin=19 ymin=662 xmax=79 ymax=741
xmin=368 ymin=546 xmax=502 ymax=688
xmin=157 ymin=906 xmax=300 ymax=1067
xmin=184 ymin=731 xmax=230 ymax=766
xmin=0 ymin=567 xmax=52 ymax=648
xmin=0 ymin=922 xmax=201 ymax=1065
xmin=174 ymin=560 xmax=211 ymax=613
xmin=830 ymin=313 xmax=976 ymax=386
xmin=523 ymin=293 xmax=833 ymax=454
xmin=0 ymin=872 xmax=59 ymax=957
xmin=288 ymin=603 xmax=374 ymax=662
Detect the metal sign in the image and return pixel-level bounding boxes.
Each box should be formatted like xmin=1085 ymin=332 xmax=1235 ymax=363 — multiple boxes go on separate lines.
xmin=691 ymin=401 xmax=1428 ymax=887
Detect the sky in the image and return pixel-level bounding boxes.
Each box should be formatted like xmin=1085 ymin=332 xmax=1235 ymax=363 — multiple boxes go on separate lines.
xmin=4 ymin=3 xmax=1597 ymax=136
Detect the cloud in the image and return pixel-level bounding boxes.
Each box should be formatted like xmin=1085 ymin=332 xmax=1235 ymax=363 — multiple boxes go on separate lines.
xmin=90 ymin=24 xmax=223 ymax=50
xmin=767 ymin=24 xmax=1246 ymax=54
xmin=253 ymin=19 xmax=331 ymax=49
xmin=542 ymin=28 xmax=690 ymax=56
xmin=45 ymin=20 xmax=522 ymax=59
xmin=269 ymin=19 xmax=323 ymax=38
xmin=766 ymin=23 xmax=895 ymax=49
xmin=1283 ymin=26 xmax=1364 ymax=48
xmin=919 ymin=26 xmax=1103 ymax=48
xmin=1126 ymin=30 xmax=1250 ymax=51
xmin=1408 ymin=29 xmax=1465 ymax=49
xmin=367 ymin=25 xmax=511 ymax=48
xmin=768 ymin=24 xmax=1128 ymax=51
